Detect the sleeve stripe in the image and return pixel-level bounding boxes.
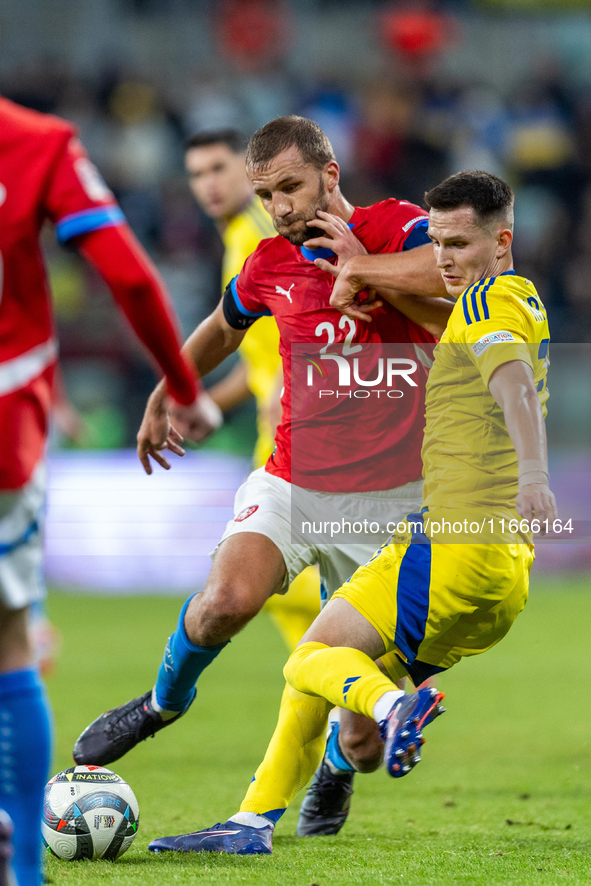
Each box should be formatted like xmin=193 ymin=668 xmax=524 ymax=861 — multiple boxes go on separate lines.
xmin=462 ymin=277 xmax=490 ymax=325
xmin=229 ymin=276 xmax=271 ymax=318
xmin=402 ymin=214 xmax=428 ymax=233
xmin=462 ymin=286 xmax=474 ymax=325
xmin=479 ymin=277 xmax=495 ymax=320
xmin=55 ymin=205 xmax=125 ymax=242
xmin=470 ymin=280 xmax=484 ymax=323
xmin=462 ymin=279 xmax=485 ymax=325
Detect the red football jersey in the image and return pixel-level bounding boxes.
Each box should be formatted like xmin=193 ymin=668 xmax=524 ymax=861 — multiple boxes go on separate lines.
xmin=227 ymin=199 xmax=435 ymax=493
xmin=0 ymin=97 xmax=126 ymax=488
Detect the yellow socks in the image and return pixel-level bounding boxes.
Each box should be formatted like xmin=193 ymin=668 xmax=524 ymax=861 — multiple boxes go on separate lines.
xmin=284 ymin=641 xmax=396 ymax=720
xmin=239 ymin=642 xmax=403 ymax=821
xmin=239 ymin=682 xmax=331 ymax=817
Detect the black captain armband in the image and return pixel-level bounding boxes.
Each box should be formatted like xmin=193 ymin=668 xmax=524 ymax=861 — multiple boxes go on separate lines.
xmin=222 ymin=279 xmax=270 ymax=330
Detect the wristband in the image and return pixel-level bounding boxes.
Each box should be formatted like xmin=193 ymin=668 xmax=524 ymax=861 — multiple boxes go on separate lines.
xmin=518 ymin=459 xmax=549 ymax=489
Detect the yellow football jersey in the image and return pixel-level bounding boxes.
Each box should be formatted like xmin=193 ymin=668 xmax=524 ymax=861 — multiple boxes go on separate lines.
xmin=422 ymin=271 xmax=550 ymax=522
xmin=221 ymin=197 xmax=280 ymax=468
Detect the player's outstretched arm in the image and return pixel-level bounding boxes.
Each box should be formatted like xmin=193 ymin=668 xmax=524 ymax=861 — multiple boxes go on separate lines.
xmin=77 ymin=224 xmax=199 ymax=407
xmin=137 ymin=301 xmax=246 ymax=473
xmin=180 ymin=299 xmax=248 ymax=377
xmin=488 ymin=360 xmax=557 ymax=530
xmin=330 ymin=245 xmax=448 ymax=321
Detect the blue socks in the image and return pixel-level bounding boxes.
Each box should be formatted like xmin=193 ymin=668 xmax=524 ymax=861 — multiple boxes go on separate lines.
xmin=325 ymin=721 xmax=355 ymax=773
xmin=0 ymin=668 xmax=52 ymax=886
xmin=154 ymin=594 xmax=228 ymax=712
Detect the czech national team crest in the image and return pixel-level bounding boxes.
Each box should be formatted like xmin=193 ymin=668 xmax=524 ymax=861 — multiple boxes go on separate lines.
xmin=234 ymin=505 xmax=259 ymax=522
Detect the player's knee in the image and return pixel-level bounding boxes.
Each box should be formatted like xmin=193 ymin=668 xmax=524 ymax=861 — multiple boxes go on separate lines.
xmin=193 ymin=580 xmax=264 ymax=640
xmin=339 ymin=719 xmax=384 ymax=773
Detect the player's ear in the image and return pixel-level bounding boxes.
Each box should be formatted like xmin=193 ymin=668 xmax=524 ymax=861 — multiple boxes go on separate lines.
xmin=496 ymin=227 xmax=513 ymax=258
xmin=324 ymin=160 xmax=340 ymax=193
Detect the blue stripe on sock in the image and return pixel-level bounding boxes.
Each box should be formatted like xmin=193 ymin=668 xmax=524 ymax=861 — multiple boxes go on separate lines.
xmin=325 ymin=721 xmax=355 ymax=773
xmin=260 ymin=808 xmax=285 ymax=824
xmin=154 ymin=594 xmax=228 ymax=712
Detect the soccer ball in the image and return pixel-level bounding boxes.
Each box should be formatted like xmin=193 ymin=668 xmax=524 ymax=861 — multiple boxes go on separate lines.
xmin=42 ymin=765 xmax=139 ymax=860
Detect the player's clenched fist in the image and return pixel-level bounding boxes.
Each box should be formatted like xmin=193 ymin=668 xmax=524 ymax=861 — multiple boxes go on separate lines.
xmin=137 ymin=389 xmax=223 ymax=474
xmin=515 ymin=483 xmax=558 ymax=534
xmin=329 ymin=265 xmax=383 ymax=323
xmin=169 ymin=392 xmax=223 ymax=444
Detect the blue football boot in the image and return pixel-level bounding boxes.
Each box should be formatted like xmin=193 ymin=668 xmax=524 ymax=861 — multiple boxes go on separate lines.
xmin=381 ymin=687 xmax=446 ymax=778
xmin=148 ymin=820 xmax=273 ymax=855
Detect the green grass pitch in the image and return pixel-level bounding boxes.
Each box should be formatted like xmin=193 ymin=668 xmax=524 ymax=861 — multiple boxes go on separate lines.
xmin=45 ymin=573 xmax=591 ymax=885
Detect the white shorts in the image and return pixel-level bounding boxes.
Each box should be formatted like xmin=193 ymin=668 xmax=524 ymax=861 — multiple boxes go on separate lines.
xmin=214 ymin=467 xmax=423 ymax=604
xmin=0 ymin=462 xmax=46 ymax=610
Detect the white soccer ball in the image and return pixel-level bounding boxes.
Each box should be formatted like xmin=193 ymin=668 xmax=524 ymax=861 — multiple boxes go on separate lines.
xmin=42 ymin=765 xmax=139 ymax=860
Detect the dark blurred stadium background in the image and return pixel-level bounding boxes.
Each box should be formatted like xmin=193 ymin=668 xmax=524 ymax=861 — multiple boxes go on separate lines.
xmin=2 ymin=0 xmax=589 ymax=590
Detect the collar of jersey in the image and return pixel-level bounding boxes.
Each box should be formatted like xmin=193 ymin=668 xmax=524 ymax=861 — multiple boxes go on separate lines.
xmin=299 ymin=222 xmax=355 ymax=262
xmin=469 ymin=269 xmax=516 ymax=289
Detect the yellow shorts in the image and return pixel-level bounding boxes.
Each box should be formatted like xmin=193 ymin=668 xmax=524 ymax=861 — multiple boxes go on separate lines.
xmin=333 ymin=516 xmax=534 ymax=686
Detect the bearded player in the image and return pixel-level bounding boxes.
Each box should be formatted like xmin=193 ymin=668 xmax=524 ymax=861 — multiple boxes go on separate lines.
xmin=183 ymin=128 xmax=320 ymax=651
xmin=283 ymin=169 xmax=555 ymax=801
xmin=74 ymin=116 xmax=452 ymax=853
xmin=0 ymin=96 xmax=219 ymax=886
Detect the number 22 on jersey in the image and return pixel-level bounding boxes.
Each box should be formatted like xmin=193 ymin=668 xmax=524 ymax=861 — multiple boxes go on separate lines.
xmin=315 ymin=316 xmax=362 ymax=355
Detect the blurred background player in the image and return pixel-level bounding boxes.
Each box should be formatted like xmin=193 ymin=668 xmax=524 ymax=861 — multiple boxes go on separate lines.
xmin=183 ymin=128 xmax=319 ymax=651
xmin=0 ymin=95 xmax=218 ymax=886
